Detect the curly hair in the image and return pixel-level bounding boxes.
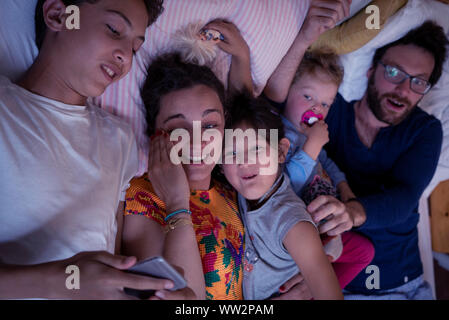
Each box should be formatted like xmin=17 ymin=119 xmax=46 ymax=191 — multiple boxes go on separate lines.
xmin=35 ymin=0 xmax=164 ymax=50
xmin=141 ymin=52 xmax=227 ymax=136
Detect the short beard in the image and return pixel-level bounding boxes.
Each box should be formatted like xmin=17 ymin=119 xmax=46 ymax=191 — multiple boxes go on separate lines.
xmin=366 ymin=74 xmax=415 ymax=126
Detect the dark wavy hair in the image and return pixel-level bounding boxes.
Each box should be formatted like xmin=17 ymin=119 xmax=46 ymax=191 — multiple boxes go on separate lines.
xmin=226 ymin=91 xmax=285 ymax=143
xmin=372 ymin=20 xmax=448 ymax=86
xmin=35 ymin=0 xmax=164 ymax=50
xmin=213 ymin=91 xmax=285 ymax=186
xmin=141 ymin=52 xmax=227 ymax=136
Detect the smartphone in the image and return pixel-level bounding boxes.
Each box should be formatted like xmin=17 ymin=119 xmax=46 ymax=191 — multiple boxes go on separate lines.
xmin=124 ymin=256 xmax=187 ymax=299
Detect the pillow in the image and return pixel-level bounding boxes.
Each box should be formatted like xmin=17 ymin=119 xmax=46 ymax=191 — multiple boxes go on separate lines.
xmin=336 ymin=0 xmax=373 ymax=25
xmin=0 ymin=0 xmax=38 ymax=81
xmin=310 ymin=0 xmax=408 ymax=55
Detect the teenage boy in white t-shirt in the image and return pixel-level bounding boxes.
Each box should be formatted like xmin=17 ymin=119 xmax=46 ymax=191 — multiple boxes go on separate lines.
xmin=0 ymin=0 xmax=184 ymax=299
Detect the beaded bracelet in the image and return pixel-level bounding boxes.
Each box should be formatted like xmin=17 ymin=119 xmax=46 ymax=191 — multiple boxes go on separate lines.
xmin=164 ymin=209 xmax=192 ymax=222
xmin=164 ymin=218 xmax=193 ymax=234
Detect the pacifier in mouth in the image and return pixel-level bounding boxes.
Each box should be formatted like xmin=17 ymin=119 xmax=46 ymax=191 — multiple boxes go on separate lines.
xmin=301 ymin=110 xmax=324 ymax=126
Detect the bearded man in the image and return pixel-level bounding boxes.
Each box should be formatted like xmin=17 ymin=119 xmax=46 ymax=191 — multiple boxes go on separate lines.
xmin=313 ymin=21 xmax=448 ymax=299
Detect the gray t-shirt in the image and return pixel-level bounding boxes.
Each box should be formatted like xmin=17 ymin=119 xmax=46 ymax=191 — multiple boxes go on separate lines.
xmin=239 ymin=173 xmax=317 ymax=300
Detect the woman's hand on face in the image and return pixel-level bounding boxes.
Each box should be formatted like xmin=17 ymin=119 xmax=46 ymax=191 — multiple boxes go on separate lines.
xmin=148 ymin=130 xmax=190 ymax=212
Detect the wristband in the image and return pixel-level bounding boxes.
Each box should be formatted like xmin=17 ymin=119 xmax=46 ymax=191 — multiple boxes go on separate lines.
xmin=165 ymin=217 xmax=193 ymax=234
xmin=164 ymin=209 xmax=192 ymax=222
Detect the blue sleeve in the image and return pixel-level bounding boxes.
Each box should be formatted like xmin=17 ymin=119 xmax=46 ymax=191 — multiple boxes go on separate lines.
xmin=285 ymin=148 xmax=316 ymax=195
xmin=357 ymin=120 xmax=443 ymax=230
xmin=318 ymin=148 xmax=346 ymax=187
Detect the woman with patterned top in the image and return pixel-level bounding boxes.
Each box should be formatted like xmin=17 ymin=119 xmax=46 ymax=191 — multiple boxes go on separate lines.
xmin=120 ymin=52 xmax=246 ymax=300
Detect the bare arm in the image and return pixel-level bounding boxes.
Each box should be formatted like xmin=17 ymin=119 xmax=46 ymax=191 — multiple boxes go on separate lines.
xmin=283 ymin=221 xmax=343 ymax=300
xmin=115 ymin=201 xmax=125 ymax=254
xmin=301 ymin=120 xmax=329 ymax=161
xmin=124 ymin=131 xmax=205 ymax=300
xmin=161 ymin=213 xmax=205 ymax=300
xmin=337 ymin=181 xmax=356 ymax=203
xmin=1 ymin=199 xmax=173 ymax=299
xmin=122 ymin=213 xmax=202 ymax=301
xmin=0 ymin=252 xmax=173 ymax=299
xmin=121 ymin=215 xmax=165 ymax=260
xmin=264 ymin=36 xmax=310 ymax=103
xmin=205 ymin=20 xmax=253 ymax=95
xmin=0 ymin=262 xmax=62 ymax=299
xmin=264 ymin=0 xmax=351 ymax=102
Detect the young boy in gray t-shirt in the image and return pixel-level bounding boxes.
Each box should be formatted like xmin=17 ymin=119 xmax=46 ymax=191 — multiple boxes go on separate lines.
xmin=221 ymin=93 xmax=342 ymax=300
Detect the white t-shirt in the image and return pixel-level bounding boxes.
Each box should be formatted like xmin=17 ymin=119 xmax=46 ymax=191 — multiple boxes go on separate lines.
xmin=0 ymin=76 xmax=138 ymax=265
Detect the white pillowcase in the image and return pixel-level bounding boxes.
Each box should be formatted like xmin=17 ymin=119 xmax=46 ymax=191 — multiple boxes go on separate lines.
xmin=336 ymin=0 xmax=372 ymax=25
xmin=0 ymin=0 xmax=38 ymax=81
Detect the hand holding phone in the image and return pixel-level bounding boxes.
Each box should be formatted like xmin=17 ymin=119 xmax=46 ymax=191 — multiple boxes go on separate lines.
xmin=124 ymin=256 xmax=187 ymax=299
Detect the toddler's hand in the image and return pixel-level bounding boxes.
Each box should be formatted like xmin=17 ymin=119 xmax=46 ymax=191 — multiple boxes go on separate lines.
xmin=204 ymin=20 xmax=250 ymax=62
xmin=301 ymin=120 xmax=329 ymax=148
xmin=301 ymin=120 xmax=329 ymax=160
xmin=299 ymin=0 xmax=352 ymax=45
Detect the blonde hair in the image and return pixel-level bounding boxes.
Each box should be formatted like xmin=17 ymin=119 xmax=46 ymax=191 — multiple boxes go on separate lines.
xmin=172 ymin=21 xmax=219 ymax=66
xmin=293 ymin=47 xmax=344 ymax=87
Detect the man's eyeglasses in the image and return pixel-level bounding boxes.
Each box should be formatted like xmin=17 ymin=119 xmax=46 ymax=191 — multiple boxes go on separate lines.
xmin=378 ymin=62 xmax=431 ymax=95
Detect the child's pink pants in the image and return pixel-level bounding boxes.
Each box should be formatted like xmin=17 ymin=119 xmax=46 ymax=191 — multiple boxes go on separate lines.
xmin=332 ymin=231 xmax=375 ymax=289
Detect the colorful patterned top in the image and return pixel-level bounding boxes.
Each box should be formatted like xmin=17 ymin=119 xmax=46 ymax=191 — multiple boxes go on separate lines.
xmin=124 ymin=175 xmax=244 ymax=300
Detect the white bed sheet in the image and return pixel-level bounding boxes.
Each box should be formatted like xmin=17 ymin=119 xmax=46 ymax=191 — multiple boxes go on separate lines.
xmin=0 ymin=0 xmax=38 ymax=81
